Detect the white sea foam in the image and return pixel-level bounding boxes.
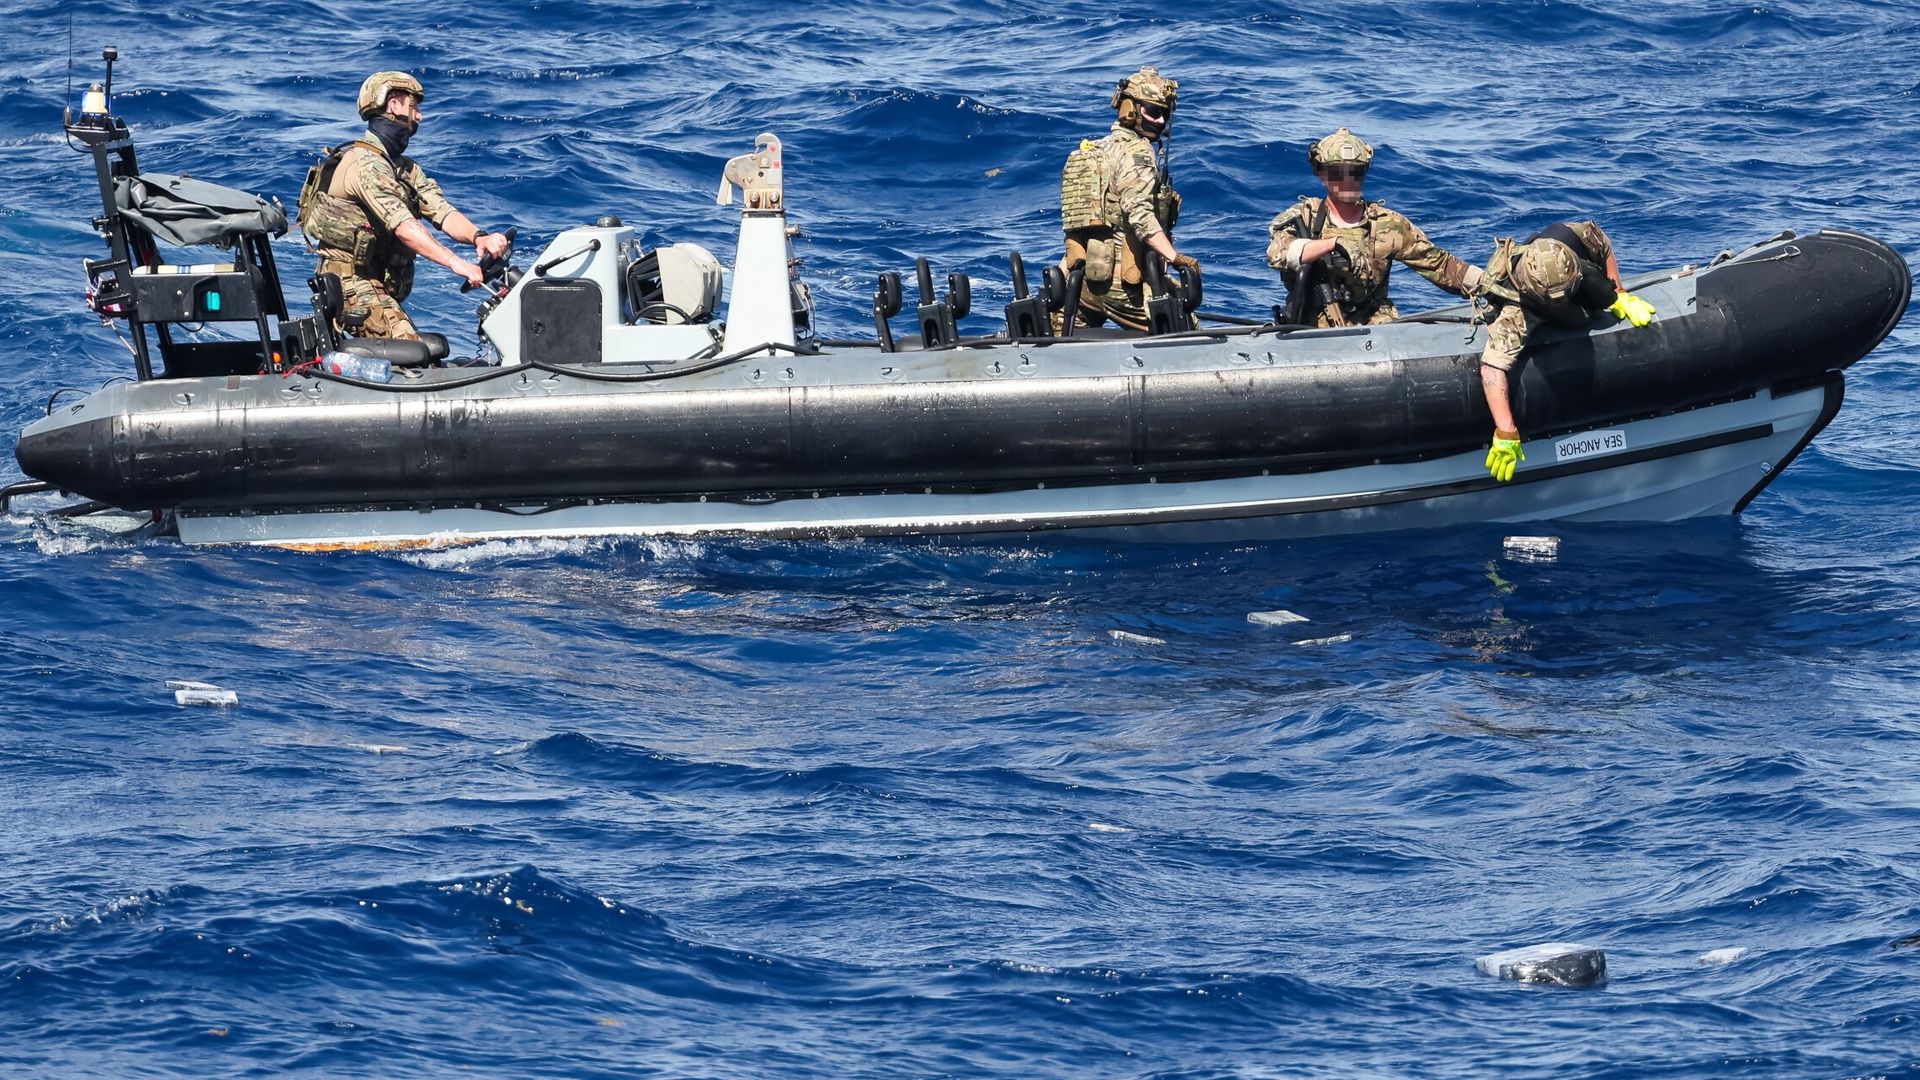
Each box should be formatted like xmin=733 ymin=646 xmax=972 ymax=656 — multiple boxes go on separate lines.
xmin=400 ymin=535 xmax=609 ymax=569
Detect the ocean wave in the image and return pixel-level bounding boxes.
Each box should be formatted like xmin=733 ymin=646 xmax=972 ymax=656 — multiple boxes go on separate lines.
xmin=3 ymin=0 xmax=1919 ymax=1074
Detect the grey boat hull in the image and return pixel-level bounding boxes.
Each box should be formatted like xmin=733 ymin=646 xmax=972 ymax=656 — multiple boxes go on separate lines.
xmin=173 ymin=378 xmax=1837 ymax=547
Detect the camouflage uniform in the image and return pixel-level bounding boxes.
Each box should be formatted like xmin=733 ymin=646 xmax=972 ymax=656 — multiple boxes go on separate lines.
xmin=300 ymin=137 xmax=458 ymax=341
xmin=1478 ymin=220 xmax=1615 ymax=372
xmin=1266 ymin=197 xmax=1479 ymax=327
xmin=1060 ymin=121 xmax=1181 ymax=332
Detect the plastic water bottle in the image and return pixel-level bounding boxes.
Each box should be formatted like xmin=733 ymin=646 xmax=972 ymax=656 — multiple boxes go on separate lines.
xmin=321 ymin=350 xmax=393 ymax=383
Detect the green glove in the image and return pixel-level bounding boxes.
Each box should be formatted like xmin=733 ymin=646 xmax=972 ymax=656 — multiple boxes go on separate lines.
xmin=1608 ymin=290 xmax=1656 ymax=327
xmin=1485 ymin=429 xmax=1524 ymax=483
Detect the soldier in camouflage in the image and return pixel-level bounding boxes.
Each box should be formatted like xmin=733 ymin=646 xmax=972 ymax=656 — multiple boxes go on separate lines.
xmin=1475 ymin=220 xmax=1658 ymax=482
xmin=1057 ymin=67 xmax=1196 ymax=333
xmin=295 ymin=72 xmax=509 ymax=342
xmin=1266 ymin=128 xmax=1481 ymax=328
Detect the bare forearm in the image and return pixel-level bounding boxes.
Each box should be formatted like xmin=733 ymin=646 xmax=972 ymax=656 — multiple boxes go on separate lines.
xmin=1480 ymin=365 xmax=1517 ymax=435
xmin=396 ymin=217 xmax=464 ymax=271
xmin=441 ymin=211 xmax=480 ymax=247
xmin=396 ymin=218 xmax=483 ymax=286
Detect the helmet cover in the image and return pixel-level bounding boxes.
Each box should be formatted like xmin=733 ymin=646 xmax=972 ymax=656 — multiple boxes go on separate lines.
xmin=358 ymin=71 xmax=424 ymax=121
xmin=1514 ymin=238 xmax=1582 ymax=301
xmin=1309 ymin=127 xmax=1374 ymax=170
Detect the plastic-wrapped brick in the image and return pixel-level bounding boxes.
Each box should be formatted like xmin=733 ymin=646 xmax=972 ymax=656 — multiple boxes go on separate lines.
xmin=1475 ymin=943 xmax=1606 ymax=986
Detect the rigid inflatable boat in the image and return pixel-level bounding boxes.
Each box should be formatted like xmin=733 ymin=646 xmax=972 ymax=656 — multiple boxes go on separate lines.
xmin=8 ymin=58 xmax=1910 ymax=548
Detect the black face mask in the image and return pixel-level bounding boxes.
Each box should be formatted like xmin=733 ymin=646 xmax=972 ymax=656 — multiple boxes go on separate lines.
xmin=368 ymin=116 xmax=414 ymax=159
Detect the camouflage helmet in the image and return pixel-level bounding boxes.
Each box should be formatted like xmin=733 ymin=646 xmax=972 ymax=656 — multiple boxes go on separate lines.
xmin=1309 ymin=127 xmax=1374 ymax=171
xmin=1513 ymin=238 xmax=1583 ymax=302
xmin=358 ymin=71 xmax=424 ymax=121
xmin=1110 ymin=66 xmax=1177 ymax=114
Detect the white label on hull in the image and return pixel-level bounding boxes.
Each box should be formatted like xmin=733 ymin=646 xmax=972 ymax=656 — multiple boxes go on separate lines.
xmin=1554 ymin=429 xmax=1627 ymax=463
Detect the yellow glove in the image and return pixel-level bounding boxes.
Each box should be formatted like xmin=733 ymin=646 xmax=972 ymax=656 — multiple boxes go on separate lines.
xmin=1607 ymin=291 xmax=1656 ymax=327
xmin=1485 ymin=429 xmax=1524 ymax=483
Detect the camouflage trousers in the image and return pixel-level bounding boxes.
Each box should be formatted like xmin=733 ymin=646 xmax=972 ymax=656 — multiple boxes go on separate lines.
xmin=1057 ymin=279 xmax=1203 ymax=335
xmin=1058 ymin=231 xmax=1152 ymax=333
xmin=1478 ymin=303 xmax=1546 ymax=373
xmin=1309 ymin=298 xmax=1400 ymax=329
xmin=1073 ymin=278 xmax=1152 ymax=333
xmin=335 ymin=273 xmax=422 ymax=342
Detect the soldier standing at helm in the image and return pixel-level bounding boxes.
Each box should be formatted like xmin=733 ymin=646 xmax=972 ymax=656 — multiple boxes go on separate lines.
xmin=1475 ymin=221 xmax=1658 ymax=483
xmin=1058 ymin=66 xmax=1196 ymax=333
xmin=296 ymin=72 xmax=511 ymax=342
xmin=1266 ymin=127 xmax=1481 ymax=328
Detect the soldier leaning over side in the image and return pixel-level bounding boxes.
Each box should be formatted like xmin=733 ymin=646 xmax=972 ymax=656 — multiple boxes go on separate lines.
xmin=296 ymin=72 xmax=510 ymax=342
xmin=1266 ymin=128 xmax=1481 ymax=328
xmin=1476 ymin=221 xmax=1659 ymax=482
xmin=1058 ymin=66 xmax=1197 ymax=334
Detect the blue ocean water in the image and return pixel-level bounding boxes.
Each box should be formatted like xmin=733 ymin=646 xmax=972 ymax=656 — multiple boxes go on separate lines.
xmin=3 ymin=0 xmax=1919 ymax=1075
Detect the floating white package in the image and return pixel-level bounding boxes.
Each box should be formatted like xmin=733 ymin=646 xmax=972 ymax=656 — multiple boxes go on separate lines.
xmin=1248 ymin=609 xmax=1309 ymax=627
xmin=1292 ymin=633 xmax=1353 ymax=647
xmin=1503 ymin=536 xmax=1561 ymax=563
xmin=1697 ymin=947 xmax=1749 ymax=966
xmin=175 ymin=688 xmax=238 ymax=707
xmin=1109 ymin=629 xmax=1167 ymax=646
xmin=164 ymin=679 xmax=222 ymax=691
xmin=1475 ymin=942 xmax=1607 ymax=986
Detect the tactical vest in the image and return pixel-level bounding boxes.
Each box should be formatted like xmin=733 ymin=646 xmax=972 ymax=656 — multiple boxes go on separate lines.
xmin=296 ymin=140 xmax=417 ymax=301
xmin=1060 ymin=139 xmax=1106 ymax=232
xmin=1282 ymin=198 xmax=1389 ymax=319
xmin=1060 ymin=131 xmax=1179 ymax=292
